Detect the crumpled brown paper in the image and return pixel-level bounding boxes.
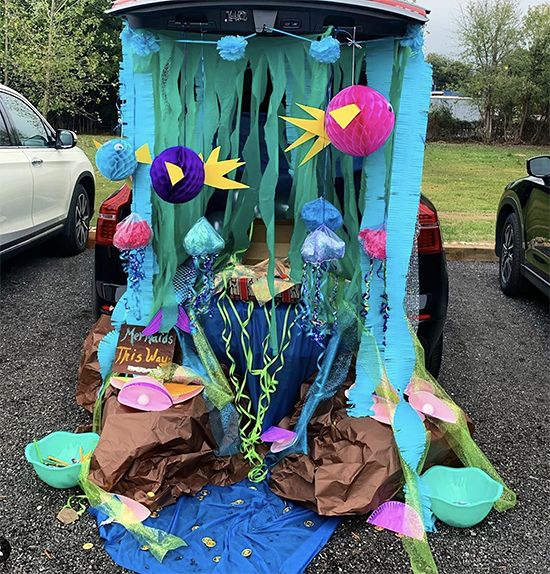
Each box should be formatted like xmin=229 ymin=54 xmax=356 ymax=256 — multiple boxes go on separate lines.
xmin=88 ymin=396 xmax=249 ymax=508
xmin=268 ymin=381 xmax=471 ymax=516
xmin=77 ymin=315 xmax=114 ymax=412
xmin=78 ymin=318 xmax=471 ymax=515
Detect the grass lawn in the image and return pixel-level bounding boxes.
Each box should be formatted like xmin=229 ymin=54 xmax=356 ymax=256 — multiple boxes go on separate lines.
xmin=79 ymin=135 xmax=550 ymax=242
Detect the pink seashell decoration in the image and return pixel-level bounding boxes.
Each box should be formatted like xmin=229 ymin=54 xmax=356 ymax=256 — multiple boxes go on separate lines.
xmin=408 ymin=391 xmax=458 ymax=423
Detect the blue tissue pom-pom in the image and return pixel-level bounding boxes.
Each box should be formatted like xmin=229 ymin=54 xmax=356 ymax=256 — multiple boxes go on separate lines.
xmin=216 ymin=35 xmax=248 ymax=61
xmin=309 ymin=37 xmax=341 ymax=64
xmin=402 ymin=24 xmax=424 ymax=53
xmin=96 ymin=139 xmax=137 ymax=181
xmin=121 ymin=24 xmax=160 ymax=57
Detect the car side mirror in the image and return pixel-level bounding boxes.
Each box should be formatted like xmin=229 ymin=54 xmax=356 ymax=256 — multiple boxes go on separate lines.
xmin=527 ymin=155 xmax=550 ymax=182
xmin=55 ymin=129 xmax=77 ymax=150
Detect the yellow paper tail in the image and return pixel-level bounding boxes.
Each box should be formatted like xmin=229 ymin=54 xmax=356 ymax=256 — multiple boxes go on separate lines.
xmin=135 ymin=143 xmax=153 ymax=164
xmin=280 ymin=103 xmax=331 ymax=165
xmin=203 ymin=146 xmax=249 ymax=190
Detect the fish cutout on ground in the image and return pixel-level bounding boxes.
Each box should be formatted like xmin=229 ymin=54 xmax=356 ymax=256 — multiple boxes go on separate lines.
xmin=100 ymin=494 xmax=151 ymax=527
xmin=367 ymin=501 xmax=424 ymax=540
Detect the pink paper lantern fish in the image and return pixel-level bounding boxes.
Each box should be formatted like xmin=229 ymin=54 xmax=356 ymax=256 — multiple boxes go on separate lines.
xmin=281 ymin=85 xmax=395 ymax=165
xmin=325 ymin=85 xmax=395 ymax=156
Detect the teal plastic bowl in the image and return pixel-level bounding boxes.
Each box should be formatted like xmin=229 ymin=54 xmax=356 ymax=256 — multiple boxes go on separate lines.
xmin=421 ymin=466 xmax=503 ymax=528
xmin=25 ymin=431 xmax=100 ymax=489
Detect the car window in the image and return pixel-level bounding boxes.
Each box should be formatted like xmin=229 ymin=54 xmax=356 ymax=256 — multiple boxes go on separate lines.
xmin=0 ymin=93 xmax=50 ymax=147
xmin=0 ymin=112 xmax=10 ymax=146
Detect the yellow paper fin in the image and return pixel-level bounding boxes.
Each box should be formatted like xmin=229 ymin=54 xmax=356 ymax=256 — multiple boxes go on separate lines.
xmin=165 ymin=162 xmax=185 ymax=186
xmin=93 ymin=140 xmax=102 ymax=150
xmin=135 ymin=143 xmax=153 ymax=164
xmin=280 ymin=103 xmax=330 ymax=165
xmin=329 ymin=104 xmax=361 ymax=129
xmin=299 ymin=135 xmax=331 ymax=166
xmin=203 ymin=147 xmax=249 ymax=190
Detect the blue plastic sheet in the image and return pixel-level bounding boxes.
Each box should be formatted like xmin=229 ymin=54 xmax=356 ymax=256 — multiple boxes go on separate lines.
xmin=202 ymin=300 xmax=323 ymax=430
xmin=91 ymin=480 xmax=340 ymax=574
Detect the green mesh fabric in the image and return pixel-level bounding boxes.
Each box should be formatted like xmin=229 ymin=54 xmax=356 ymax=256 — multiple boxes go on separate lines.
xmin=410 ymin=335 xmax=517 ymax=511
xmin=79 ymin=459 xmax=186 ymax=562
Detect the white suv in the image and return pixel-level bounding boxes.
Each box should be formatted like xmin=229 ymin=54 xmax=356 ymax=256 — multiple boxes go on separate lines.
xmin=0 ymin=84 xmax=95 ymax=258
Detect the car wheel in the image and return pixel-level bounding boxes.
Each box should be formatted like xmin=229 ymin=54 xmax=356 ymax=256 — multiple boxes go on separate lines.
xmin=499 ymin=212 xmax=524 ymax=296
xmin=60 ymin=184 xmax=90 ymax=255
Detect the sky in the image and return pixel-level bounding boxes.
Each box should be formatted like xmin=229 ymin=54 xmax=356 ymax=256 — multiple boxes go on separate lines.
xmin=420 ymin=0 xmax=548 ymax=57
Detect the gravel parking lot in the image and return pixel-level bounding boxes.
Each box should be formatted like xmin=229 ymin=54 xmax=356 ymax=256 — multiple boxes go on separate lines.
xmin=0 ymin=247 xmax=548 ymax=574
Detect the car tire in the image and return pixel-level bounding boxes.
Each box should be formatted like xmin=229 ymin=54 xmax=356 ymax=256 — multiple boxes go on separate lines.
xmin=59 ymin=183 xmax=90 ymax=255
xmin=425 ymin=334 xmax=443 ymax=379
xmin=499 ymin=212 xmax=525 ymax=296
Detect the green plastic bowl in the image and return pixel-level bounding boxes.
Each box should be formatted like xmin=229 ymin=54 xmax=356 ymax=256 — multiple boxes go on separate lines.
xmin=421 ymin=466 xmax=503 ymax=528
xmin=25 ymin=431 xmax=100 ymax=489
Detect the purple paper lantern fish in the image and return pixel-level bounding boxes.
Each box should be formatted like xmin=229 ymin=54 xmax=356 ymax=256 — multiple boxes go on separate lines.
xmin=150 ymin=146 xmax=249 ymax=204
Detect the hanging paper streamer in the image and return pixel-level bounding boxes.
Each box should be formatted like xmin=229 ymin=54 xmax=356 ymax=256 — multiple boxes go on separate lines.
xmin=113 ymin=213 xmax=153 ymax=321
xmin=121 ymin=25 xmax=160 ymax=57
xmin=184 ymin=217 xmax=225 ymax=316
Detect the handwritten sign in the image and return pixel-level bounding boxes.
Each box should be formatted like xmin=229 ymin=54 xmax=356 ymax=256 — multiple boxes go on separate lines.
xmin=113 ymin=325 xmax=176 ymax=375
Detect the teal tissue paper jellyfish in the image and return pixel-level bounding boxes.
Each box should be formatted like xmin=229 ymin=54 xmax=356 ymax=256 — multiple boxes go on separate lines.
xmin=184 ymin=217 xmax=225 ymax=315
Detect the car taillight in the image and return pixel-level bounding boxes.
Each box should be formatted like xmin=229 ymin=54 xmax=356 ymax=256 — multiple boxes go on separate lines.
xmin=418 ymin=202 xmax=443 ymax=254
xmin=96 ymin=183 xmax=132 ymax=246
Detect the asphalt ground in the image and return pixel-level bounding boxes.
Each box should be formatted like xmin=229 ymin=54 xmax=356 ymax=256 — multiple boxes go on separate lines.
xmin=0 ymin=247 xmax=548 ymax=574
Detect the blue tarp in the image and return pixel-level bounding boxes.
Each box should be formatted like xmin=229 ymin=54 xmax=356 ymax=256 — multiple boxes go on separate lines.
xmin=91 ymin=479 xmax=340 ymax=574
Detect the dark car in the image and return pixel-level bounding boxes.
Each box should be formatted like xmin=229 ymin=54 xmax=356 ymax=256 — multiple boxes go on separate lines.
xmin=496 ymin=156 xmax=550 ymax=298
xmin=94 ymin=183 xmax=448 ymax=377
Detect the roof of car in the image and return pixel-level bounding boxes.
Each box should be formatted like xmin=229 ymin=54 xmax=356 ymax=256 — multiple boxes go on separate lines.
xmin=0 ymin=84 xmax=21 ymax=96
xmin=108 ymin=0 xmax=428 ymax=21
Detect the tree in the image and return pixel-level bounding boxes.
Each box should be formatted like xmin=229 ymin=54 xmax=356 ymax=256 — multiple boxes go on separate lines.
xmin=426 ymin=53 xmax=471 ymax=92
xmin=522 ymin=4 xmax=550 ymax=143
xmin=1 ymin=0 xmax=120 ymax=123
xmin=457 ymin=0 xmax=523 ymax=141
